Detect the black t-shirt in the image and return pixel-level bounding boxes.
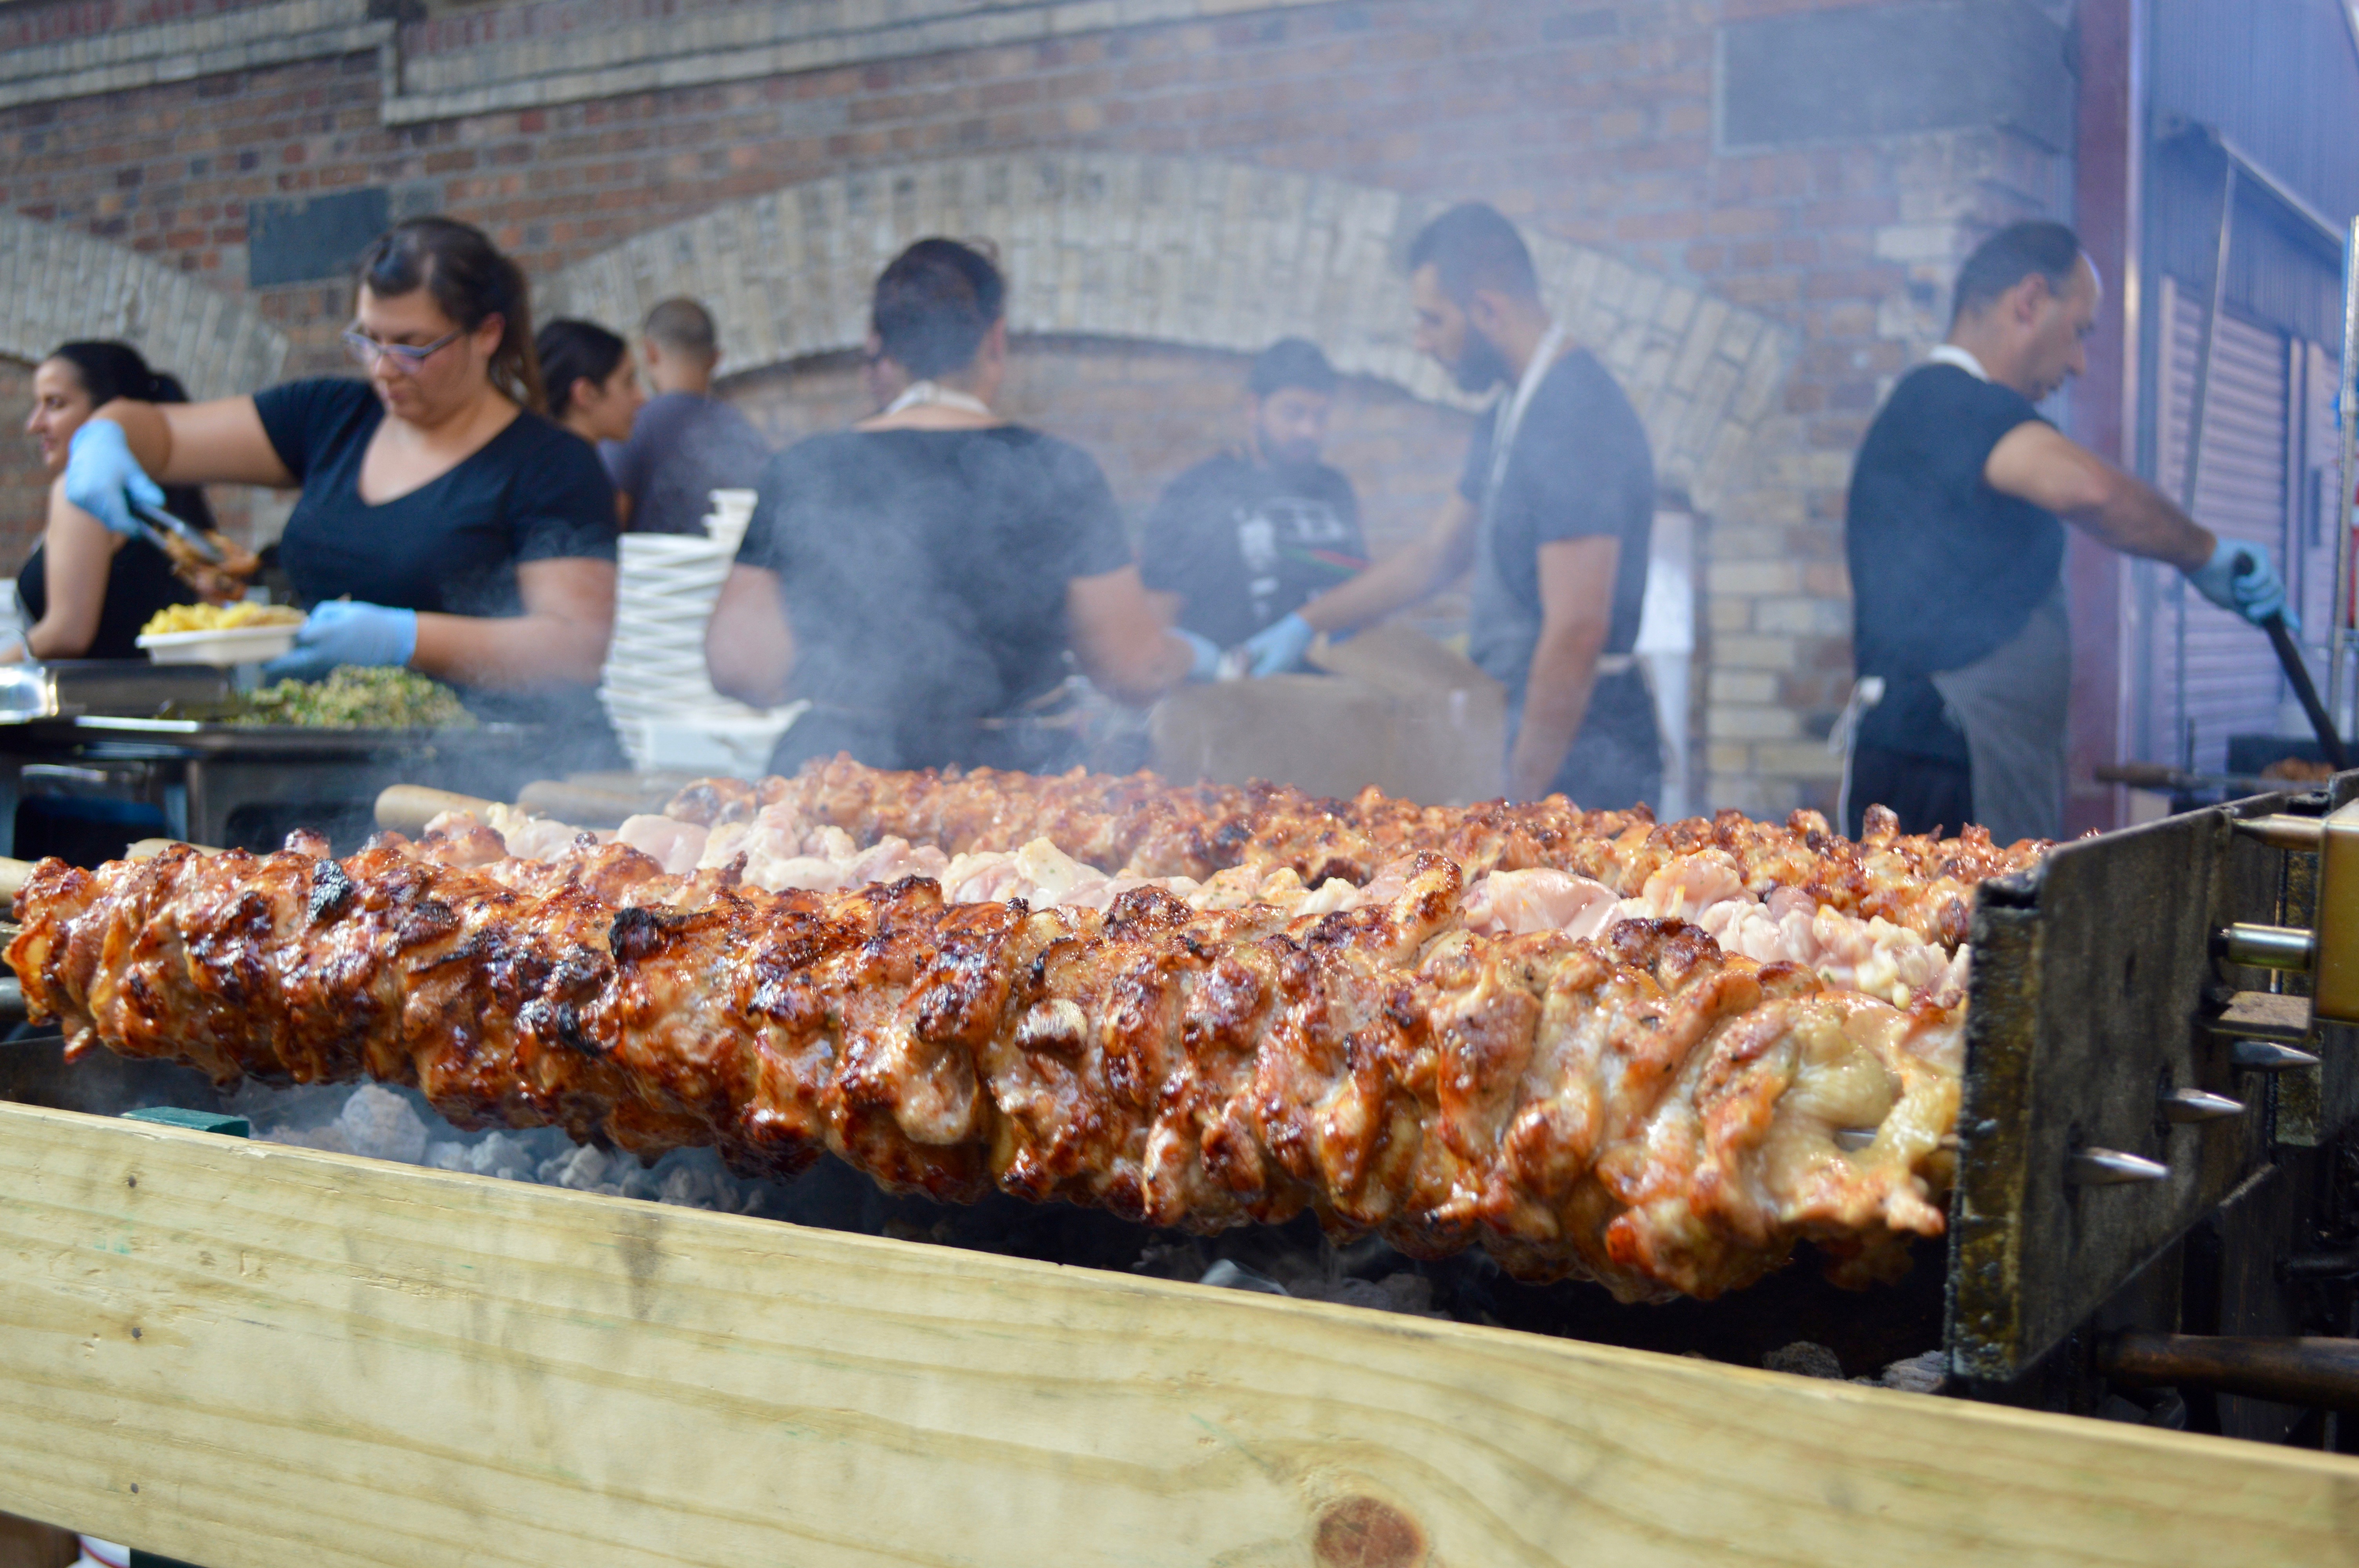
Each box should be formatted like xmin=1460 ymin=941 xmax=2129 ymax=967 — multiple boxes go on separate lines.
xmin=1846 ymin=362 xmax=2062 ymax=760
xmin=253 ymin=378 xmax=622 ymax=756
xmin=1459 ymin=348 xmax=1654 ymax=697
xmin=1137 ymin=453 xmax=1365 ymax=648
xmin=736 ymin=425 xmax=1134 ymax=772
xmin=16 ymin=534 xmax=196 ymax=661
xmin=256 ymin=378 xmax=618 ymax=617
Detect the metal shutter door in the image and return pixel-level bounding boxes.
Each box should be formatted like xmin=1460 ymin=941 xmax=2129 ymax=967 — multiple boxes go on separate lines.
xmin=2157 ymin=288 xmax=2291 ymax=774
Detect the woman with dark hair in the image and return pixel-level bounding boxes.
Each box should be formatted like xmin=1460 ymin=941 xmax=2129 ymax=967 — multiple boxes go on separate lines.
xmin=537 ymin=318 xmax=643 ymax=528
xmin=7 ymin=341 xmax=216 ymax=661
xmin=705 ymin=237 xmax=1201 ymax=773
xmin=538 ymin=320 xmax=643 ymax=446
xmin=62 ymin=217 xmax=619 ymax=747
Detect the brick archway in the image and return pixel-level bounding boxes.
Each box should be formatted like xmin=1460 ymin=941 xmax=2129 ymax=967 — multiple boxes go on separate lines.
xmin=543 ymin=155 xmax=1793 ymax=509
xmin=0 ymin=214 xmax=288 ymax=397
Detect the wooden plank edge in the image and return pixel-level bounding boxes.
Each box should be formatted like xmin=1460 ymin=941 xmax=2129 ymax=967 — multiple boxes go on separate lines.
xmin=0 ymin=1099 xmax=2352 ymax=1568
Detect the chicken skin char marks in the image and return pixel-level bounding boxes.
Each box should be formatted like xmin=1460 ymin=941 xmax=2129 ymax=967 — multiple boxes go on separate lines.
xmin=668 ymin=755 xmax=2044 ymax=950
xmin=8 ymin=836 xmax=1959 ymax=1302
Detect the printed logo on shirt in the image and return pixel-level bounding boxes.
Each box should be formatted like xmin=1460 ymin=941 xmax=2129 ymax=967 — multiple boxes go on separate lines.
xmin=1233 ymin=495 xmax=1356 ymax=624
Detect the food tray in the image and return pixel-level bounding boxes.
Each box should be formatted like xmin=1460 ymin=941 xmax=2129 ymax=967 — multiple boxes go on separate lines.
xmin=136 ymin=624 xmax=300 ymax=667
xmin=57 ymin=715 xmax=532 ymax=757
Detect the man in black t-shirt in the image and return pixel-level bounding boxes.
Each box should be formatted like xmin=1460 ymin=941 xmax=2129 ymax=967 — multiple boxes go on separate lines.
xmin=706 ymin=238 xmax=1198 ymax=772
xmin=1139 ymin=339 xmax=1366 ymax=665
xmin=1843 ymin=220 xmax=2289 ymax=843
xmin=1275 ymin=202 xmax=1657 ymax=807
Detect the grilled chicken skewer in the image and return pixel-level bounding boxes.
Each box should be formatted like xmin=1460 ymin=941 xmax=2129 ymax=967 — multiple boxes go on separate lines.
xmin=9 ymin=833 xmax=1959 ymax=1301
xmin=667 ymin=756 xmax=2045 ymax=951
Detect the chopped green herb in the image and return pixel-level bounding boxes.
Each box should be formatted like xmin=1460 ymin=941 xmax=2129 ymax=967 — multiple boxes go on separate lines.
xmin=233 ymin=666 xmax=477 ymax=730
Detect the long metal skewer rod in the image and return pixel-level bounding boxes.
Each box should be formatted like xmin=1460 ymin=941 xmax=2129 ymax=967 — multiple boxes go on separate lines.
xmin=2183 ymin=160 xmax=2235 ymax=518
xmin=2174 ymin=156 xmax=2236 ymax=767
xmin=2333 ymin=216 xmax=2359 ymax=732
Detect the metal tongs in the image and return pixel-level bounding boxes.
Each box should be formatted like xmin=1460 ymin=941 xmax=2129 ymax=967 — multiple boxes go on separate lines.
xmin=128 ymin=497 xmax=227 ymax=567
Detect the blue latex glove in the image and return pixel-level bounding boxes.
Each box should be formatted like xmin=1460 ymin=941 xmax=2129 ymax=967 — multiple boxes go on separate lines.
xmin=262 ymin=601 xmax=419 ymax=682
xmin=62 ymin=419 xmax=165 ymax=538
xmin=1242 ymin=611 xmax=1316 ymax=677
xmin=1178 ymin=628 xmax=1222 ymax=682
xmin=2186 ymin=537 xmax=2294 ymax=630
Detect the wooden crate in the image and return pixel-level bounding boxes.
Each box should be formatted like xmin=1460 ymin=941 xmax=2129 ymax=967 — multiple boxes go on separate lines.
xmin=0 ymin=1100 xmax=2352 ymax=1568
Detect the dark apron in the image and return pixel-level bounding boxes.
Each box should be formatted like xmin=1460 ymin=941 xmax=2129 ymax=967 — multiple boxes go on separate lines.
xmin=1926 ymin=579 xmax=2070 ymax=844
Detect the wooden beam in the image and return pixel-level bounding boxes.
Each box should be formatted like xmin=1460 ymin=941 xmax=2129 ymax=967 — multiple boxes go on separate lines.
xmin=0 ymin=1101 xmax=2349 ymax=1567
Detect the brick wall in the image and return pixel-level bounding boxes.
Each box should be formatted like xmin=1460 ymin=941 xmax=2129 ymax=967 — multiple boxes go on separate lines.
xmin=0 ymin=0 xmax=2081 ymax=815
xmin=0 ymin=358 xmax=37 ymax=581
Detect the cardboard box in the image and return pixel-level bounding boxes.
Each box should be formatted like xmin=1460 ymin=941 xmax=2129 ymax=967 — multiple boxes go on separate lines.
xmin=1149 ymin=625 xmax=1506 ymax=803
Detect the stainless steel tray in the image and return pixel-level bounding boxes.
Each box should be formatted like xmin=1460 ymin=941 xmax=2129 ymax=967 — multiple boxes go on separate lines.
xmin=56 ymin=715 xmax=534 ymax=757
xmin=0 ymin=660 xmax=231 ymax=722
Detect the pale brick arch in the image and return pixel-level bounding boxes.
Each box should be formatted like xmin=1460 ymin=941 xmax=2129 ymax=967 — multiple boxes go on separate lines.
xmin=543 ymin=155 xmax=1794 ymax=510
xmin=0 ymin=213 xmax=288 ymax=397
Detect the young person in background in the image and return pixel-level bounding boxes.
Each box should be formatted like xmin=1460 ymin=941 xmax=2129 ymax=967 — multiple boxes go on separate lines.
xmin=601 ymin=297 xmax=770 ymax=534
xmin=6 ymin=340 xmax=211 ymax=662
xmin=538 ymin=319 xmax=643 ymax=527
xmin=1138 ymin=338 xmax=1366 ymax=674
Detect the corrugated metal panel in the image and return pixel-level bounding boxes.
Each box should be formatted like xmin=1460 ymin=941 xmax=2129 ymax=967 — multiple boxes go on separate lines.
xmin=2156 ymin=289 xmax=2293 ymax=774
xmin=2297 ymin=339 xmax=2341 ymax=634
xmin=2149 ymin=143 xmax=2343 ymax=345
xmin=2153 ymin=0 xmax=2359 ymax=223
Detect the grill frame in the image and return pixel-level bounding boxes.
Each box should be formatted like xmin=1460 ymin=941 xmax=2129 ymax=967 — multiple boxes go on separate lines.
xmin=1947 ymin=783 xmax=2358 ymax=1386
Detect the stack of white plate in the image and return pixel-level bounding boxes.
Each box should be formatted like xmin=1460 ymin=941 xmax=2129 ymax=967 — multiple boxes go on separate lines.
xmin=598 ymin=489 xmax=797 ymax=775
xmin=707 ymin=488 xmax=757 ymax=554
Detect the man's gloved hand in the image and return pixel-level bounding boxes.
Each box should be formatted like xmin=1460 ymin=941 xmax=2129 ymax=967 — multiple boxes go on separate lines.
xmin=62 ymin=420 xmax=165 ymax=538
xmin=1178 ymin=628 xmax=1222 ymax=683
xmin=1242 ymin=611 xmax=1316 ymax=677
xmin=262 ymin=601 xmax=419 ymax=682
xmin=2186 ymin=537 xmax=2295 ymax=629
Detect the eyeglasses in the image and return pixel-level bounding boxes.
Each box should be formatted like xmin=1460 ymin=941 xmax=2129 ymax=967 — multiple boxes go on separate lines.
xmin=342 ymin=327 xmax=461 ymax=372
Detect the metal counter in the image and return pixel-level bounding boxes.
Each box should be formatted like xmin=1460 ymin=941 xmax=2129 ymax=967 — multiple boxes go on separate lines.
xmin=0 ymin=713 xmax=534 ymax=855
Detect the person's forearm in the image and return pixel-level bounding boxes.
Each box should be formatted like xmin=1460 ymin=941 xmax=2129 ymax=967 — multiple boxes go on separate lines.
xmin=1092 ymin=630 xmax=1195 ymax=704
xmin=2072 ymin=472 xmax=2214 ymax=572
xmin=1507 ymin=621 xmax=1607 ymax=801
xmin=1295 ymin=541 xmax=1442 ymax=636
xmin=22 ymin=617 xmax=91 ymax=661
xmin=705 ymin=567 xmax=794 ymax=707
xmin=412 ymin=611 xmax=610 ymax=689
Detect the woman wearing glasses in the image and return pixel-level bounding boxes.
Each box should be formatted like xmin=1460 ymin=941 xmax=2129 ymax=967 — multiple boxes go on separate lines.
xmin=61 ymin=217 xmax=619 ymax=748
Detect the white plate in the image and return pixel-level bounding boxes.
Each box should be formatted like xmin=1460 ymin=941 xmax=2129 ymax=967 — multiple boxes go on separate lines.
xmin=618 ymin=568 xmax=730 ymax=586
xmin=609 ymin=627 xmax=720 ymax=648
xmin=619 ymin=543 xmax=733 ymax=566
xmin=137 ymin=623 xmax=300 ymax=666
xmin=614 ymin=595 xmax=725 ymax=616
xmin=617 ymin=585 xmax=728 ymax=603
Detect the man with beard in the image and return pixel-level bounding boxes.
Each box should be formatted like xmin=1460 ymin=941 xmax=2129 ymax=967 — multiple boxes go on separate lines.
xmin=1281 ymin=202 xmax=1659 ymax=806
xmin=1138 ymin=338 xmax=1367 ymax=673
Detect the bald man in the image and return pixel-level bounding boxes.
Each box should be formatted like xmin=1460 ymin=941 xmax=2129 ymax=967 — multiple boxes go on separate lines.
xmin=1842 ymin=220 xmax=2288 ymax=843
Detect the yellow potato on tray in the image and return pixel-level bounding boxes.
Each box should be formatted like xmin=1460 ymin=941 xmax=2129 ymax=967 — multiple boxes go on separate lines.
xmin=140 ymin=601 xmax=305 ymax=637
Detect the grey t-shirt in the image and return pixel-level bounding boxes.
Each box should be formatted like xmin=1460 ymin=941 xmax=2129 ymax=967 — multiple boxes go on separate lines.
xmin=600 ymin=391 xmax=771 ymax=535
xmin=1459 ymin=348 xmax=1655 ymax=702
